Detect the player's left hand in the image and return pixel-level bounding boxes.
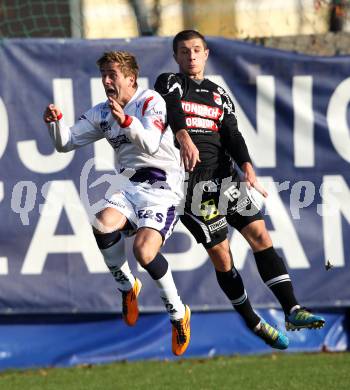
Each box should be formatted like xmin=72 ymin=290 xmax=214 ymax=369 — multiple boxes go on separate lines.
xmin=241 ymin=162 xmax=268 ymax=198
xmin=108 ymin=96 xmax=125 ymax=125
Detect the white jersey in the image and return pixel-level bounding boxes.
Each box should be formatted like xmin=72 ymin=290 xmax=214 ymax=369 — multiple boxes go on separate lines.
xmin=48 ymin=87 xmax=184 ymax=199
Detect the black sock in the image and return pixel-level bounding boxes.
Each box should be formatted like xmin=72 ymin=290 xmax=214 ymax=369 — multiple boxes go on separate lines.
xmin=142 ymin=253 xmax=168 ymax=280
xmin=216 ymin=267 xmax=260 ymax=329
xmin=93 ymin=230 xmax=121 ymax=249
xmin=254 ymin=247 xmax=299 ymax=315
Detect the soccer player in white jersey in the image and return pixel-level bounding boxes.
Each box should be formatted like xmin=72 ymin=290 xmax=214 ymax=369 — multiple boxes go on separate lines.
xmin=43 ymin=51 xmax=190 ymax=356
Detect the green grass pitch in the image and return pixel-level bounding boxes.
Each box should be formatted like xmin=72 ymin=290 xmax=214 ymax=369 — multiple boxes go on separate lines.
xmin=0 ymin=352 xmax=349 ymax=390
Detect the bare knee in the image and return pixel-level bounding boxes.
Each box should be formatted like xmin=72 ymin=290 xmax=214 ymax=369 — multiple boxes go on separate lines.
xmin=95 ymin=208 xmax=127 ymax=233
xmin=241 ymin=221 xmax=272 ymax=251
xmin=133 ymin=244 xmax=157 ymax=266
xmin=250 ymin=229 xmax=269 ymax=247
xmin=133 ymin=228 xmax=162 ymax=267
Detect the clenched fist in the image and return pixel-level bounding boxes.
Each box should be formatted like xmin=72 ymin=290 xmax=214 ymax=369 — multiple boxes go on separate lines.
xmin=43 ymin=104 xmax=62 ymax=123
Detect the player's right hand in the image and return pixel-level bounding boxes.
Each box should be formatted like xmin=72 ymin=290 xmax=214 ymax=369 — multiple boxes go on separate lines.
xmin=241 ymin=162 xmax=268 ymax=198
xmin=43 ymin=104 xmax=62 ymax=123
xmin=176 ymin=129 xmax=201 ymax=171
xmin=108 ymin=96 xmax=125 ymax=125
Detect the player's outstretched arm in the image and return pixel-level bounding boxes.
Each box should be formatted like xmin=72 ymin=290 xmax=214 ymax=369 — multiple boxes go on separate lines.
xmin=43 ymin=103 xmax=72 ymax=152
xmin=43 ymin=103 xmax=102 ymax=153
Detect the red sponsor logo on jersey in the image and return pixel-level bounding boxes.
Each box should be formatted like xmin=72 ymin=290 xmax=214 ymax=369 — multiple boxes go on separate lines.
xmin=153 ymin=118 xmax=165 ymax=132
xmin=181 ymin=101 xmax=222 ymax=120
xmin=185 ymin=116 xmax=218 ymax=131
xmin=213 ymin=92 xmax=222 ymax=105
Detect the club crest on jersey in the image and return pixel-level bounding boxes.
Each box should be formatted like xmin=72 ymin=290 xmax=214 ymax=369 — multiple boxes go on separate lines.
xmin=100 ymin=120 xmax=111 ymax=132
xmin=213 ymin=92 xmax=222 ymax=105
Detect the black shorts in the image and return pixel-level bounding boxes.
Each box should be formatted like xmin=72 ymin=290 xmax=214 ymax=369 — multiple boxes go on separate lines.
xmin=180 ymin=166 xmax=262 ymax=249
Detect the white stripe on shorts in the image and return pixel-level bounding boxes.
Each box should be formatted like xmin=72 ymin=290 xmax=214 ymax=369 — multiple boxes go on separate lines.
xmin=185 ymin=212 xmax=211 ymax=243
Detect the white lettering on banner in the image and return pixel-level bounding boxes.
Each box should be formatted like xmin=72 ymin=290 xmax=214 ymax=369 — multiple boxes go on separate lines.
xmin=327 ymin=77 xmax=350 ymax=163
xmin=293 ymin=76 xmax=314 ymax=167
xmin=17 ymin=79 xmax=75 ymax=173
xmin=207 ymin=75 xmax=276 ymax=168
xmin=0 ymin=98 xmax=9 ymax=159
xmin=90 ymin=77 xmax=115 ymax=171
xmin=262 ymin=177 xmax=309 ymax=268
xmin=11 ymin=181 xmax=37 ymax=225
xmin=9 ymin=75 xmax=350 ymax=175
xmin=231 ymin=177 xmax=310 ymax=270
xmin=137 ymin=77 xmax=149 ymax=90
xmin=229 ymin=230 xmax=251 ymax=270
xmin=0 ymin=257 xmax=8 ymax=275
xmin=133 ymin=220 xmax=209 ymax=272
xmin=320 ymin=175 xmax=350 ymax=267
xmin=21 ymin=180 xmax=108 ymax=274
xmin=0 ymin=182 xmax=7 ymax=275
xmin=290 ymin=180 xmax=315 ymax=219
xmin=53 ymin=78 xmax=75 ymax=126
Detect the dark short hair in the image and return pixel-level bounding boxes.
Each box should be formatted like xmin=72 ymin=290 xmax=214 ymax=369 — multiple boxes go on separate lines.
xmin=173 ymin=30 xmax=208 ymax=54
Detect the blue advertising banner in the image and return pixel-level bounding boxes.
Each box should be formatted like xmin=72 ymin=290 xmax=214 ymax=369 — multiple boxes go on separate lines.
xmin=0 ymin=37 xmax=349 ymax=313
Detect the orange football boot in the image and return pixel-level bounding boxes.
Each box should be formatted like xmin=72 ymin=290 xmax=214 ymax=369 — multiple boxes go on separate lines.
xmin=121 ymin=278 xmax=142 ymax=326
xmin=171 ymin=305 xmax=191 ymax=356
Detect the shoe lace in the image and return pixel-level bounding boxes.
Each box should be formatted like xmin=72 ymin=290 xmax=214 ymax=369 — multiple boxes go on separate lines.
xmin=172 ymin=318 xmax=187 ymax=344
xmin=121 ymin=291 xmax=128 ymax=315
xmin=294 ymin=307 xmax=313 ymax=320
xmin=257 ymin=322 xmax=278 ymax=344
xmin=121 ymin=289 xmax=135 ymax=315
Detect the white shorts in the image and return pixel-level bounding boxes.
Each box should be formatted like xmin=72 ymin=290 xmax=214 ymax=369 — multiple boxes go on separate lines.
xmin=103 ymin=186 xmax=179 ymax=243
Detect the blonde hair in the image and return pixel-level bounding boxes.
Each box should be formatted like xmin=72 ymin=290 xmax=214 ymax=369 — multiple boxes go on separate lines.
xmin=97 ymin=51 xmax=139 ymax=86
